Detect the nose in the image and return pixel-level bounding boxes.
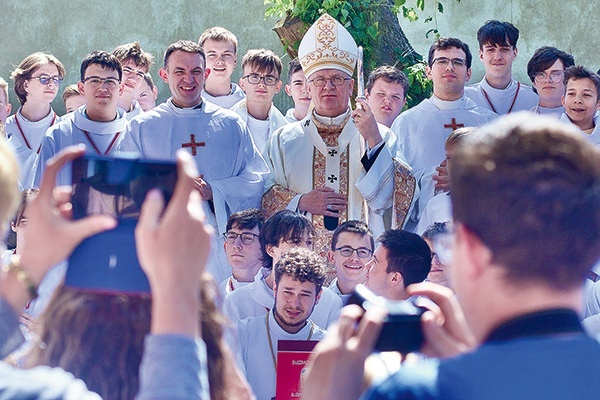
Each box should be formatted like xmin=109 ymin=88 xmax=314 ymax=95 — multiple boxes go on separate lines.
xmin=323 ymin=78 xmax=336 ymax=89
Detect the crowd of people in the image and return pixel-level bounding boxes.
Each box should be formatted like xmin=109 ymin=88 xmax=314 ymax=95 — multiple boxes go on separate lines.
xmin=0 ymin=12 xmax=600 ymax=400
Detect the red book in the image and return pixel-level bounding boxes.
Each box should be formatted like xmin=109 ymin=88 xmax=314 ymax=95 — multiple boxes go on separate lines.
xmin=275 ymin=340 xmax=320 ymax=400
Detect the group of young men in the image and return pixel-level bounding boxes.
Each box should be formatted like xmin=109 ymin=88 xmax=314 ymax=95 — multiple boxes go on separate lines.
xmin=0 ymin=12 xmax=600 ymax=400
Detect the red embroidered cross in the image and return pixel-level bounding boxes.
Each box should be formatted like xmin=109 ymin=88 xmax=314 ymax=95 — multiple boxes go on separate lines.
xmin=443 ymin=118 xmax=465 ymax=130
xmin=182 ymin=134 xmax=206 ymax=156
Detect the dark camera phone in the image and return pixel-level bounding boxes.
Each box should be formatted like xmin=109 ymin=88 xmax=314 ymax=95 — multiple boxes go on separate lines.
xmin=346 ymin=284 xmax=425 ymax=353
xmin=67 ymin=154 xmax=177 ymax=294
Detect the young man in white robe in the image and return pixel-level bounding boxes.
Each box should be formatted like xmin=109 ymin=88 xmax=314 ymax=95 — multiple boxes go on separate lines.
xmin=35 ymin=51 xmax=128 ymax=187
xmin=465 ymin=20 xmax=538 ymax=115
xmin=391 ymin=37 xmax=497 ymax=231
xmin=262 ymin=13 xmax=416 ymax=257
xmin=235 ymin=247 xmax=327 ymax=400
xmin=231 ymin=49 xmax=288 ymax=154
xmin=111 ymin=41 xmax=153 ymax=120
xmin=199 ymin=27 xmax=246 ymax=109
xmin=123 ymin=40 xmax=268 ymax=283
xmin=559 ymin=66 xmax=600 ymax=146
xmin=327 ymin=220 xmax=374 ymax=302
xmin=284 ymin=58 xmax=311 ymax=123
xmin=220 ymin=208 xmax=265 ymax=295
xmin=5 ymin=53 xmax=65 ymax=190
xmin=526 ymin=46 xmax=574 ymax=118
xmin=223 ymin=210 xmax=342 ymax=329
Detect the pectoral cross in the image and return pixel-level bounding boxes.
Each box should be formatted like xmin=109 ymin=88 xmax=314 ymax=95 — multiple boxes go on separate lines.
xmin=182 ymin=134 xmax=205 ymax=156
xmin=444 ymin=118 xmax=464 ymax=131
xmin=327 ymin=174 xmax=338 ymax=183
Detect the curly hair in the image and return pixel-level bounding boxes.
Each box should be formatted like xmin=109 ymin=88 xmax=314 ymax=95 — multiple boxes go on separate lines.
xmin=274 ymin=247 xmax=326 ymax=293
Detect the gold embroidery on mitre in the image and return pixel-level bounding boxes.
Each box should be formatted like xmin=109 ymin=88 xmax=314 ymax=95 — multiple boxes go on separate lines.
xmin=300 ymin=13 xmax=357 ymax=78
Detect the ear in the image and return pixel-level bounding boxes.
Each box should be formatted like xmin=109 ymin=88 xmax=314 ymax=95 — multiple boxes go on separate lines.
xmin=315 ymin=288 xmax=322 ymax=305
xmin=365 ymin=89 xmax=371 ymax=101
xmin=479 ymin=49 xmax=484 ymax=61
xmin=10 ymin=222 xmax=16 ymax=232
xmin=348 ymin=78 xmax=355 ymax=93
xmin=455 ymin=224 xmax=492 ymax=281
xmin=465 ymin=68 xmax=472 ymax=83
xmin=285 ymin=84 xmax=292 ymax=96
xmin=326 ymin=250 xmax=335 ymax=264
xmin=239 ymin=76 xmax=246 ymax=92
xmin=274 ymin=80 xmax=282 ymax=95
xmin=77 ymin=81 xmax=85 ymax=95
xmin=513 ymin=47 xmax=518 ymax=60
xmin=388 ymin=271 xmax=403 ymax=288
xmin=159 ymin=68 xmax=169 ymax=83
xmin=118 ymin=82 xmax=124 ymax=96
xmin=425 ymin=65 xmax=433 ymax=80
xmin=6 ymin=103 xmax=12 ymax=115
xmin=152 ymin=85 xmax=158 ymax=100
xmin=561 ymin=95 xmax=566 ymax=107
xmin=204 ymin=68 xmax=210 ymax=81
xmin=272 ymin=281 xmax=278 ymax=297
xmin=266 ymin=243 xmax=276 ymax=258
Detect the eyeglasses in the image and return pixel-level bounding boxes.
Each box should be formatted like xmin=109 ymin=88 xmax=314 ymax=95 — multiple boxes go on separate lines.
xmin=82 ymin=76 xmax=121 ymax=88
xmin=122 ymin=66 xmax=146 ymax=79
xmin=534 ymin=71 xmax=564 ymax=83
xmin=432 ymin=57 xmax=467 ymax=68
xmin=29 ymin=74 xmax=63 ymax=86
xmin=242 ymin=74 xmax=279 ymax=86
xmin=335 ymin=246 xmax=373 ymax=259
xmin=224 ymin=231 xmax=259 ymax=245
xmin=308 ymin=76 xmax=351 ymax=87
xmin=284 ymin=237 xmax=315 ymax=249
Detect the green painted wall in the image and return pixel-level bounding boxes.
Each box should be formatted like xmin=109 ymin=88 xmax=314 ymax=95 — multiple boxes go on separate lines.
xmin=0 ymin=0 xmax=291 ymax=115
xmin=399 ymin=0 xmax=600 ymax=86
xmin=2 ymin=0 xmax=599 ymax=115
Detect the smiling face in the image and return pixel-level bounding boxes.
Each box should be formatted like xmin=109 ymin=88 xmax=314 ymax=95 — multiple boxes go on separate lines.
xmin=328 ymin=232 xmax=372 ymax=292
xmin=159 ymin=50 xmax=208 ymax=108
xmin=366 ymin=78 xmax=406 ymax=127
xmin=273 ymin=274 xmax=321 ymax=333
xmin=479 ymin=42 xmax=517 ymax=83
xmin=364 ymin=244 xmax=399 ymax=298
xmin=203 ymin=39 xmax=237 ymax=83
xmin=563 ymin=77 xmax=600 ymax=130
xmin=427 ymin=47 xmax=471 ymax=101
xmin=24 ymin=63 xmax=61 ymax=105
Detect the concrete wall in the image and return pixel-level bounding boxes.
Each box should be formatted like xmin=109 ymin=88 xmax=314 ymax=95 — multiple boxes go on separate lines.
xmin=399 ymin=0 xmax=600 ymax=86
xmin=2 ymin=0 xmax=599 ymax=115
xmin=0 ymin=0 xmax=291 ymax=115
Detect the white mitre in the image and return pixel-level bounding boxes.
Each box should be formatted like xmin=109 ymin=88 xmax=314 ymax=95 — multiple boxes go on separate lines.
xmin=298 ymin=13 xmax=358 ymax=78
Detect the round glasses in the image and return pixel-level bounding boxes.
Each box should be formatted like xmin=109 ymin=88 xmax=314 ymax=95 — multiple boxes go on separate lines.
xmin=242 ymin=74 xmax=279 ymax=86
xmin=308 ymin=76 xmax=351 ymax=87
xmin=335 ymin=246 xmax=373 ymax=259
xmin=534 ymin=71 xmax=564 ymax=83
xmin=224 ymin=231 xmax=259 ymax=245
xmin=29 ymin=74 xmax=63 ymax=86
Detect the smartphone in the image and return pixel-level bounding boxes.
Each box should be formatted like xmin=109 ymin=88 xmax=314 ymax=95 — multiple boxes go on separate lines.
xmin=66 ymin=154 xmax=177 ymax=294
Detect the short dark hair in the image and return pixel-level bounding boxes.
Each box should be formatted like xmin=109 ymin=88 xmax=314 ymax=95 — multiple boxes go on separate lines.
xmin=80 ymin=51 xmax=122 ymax=82
xmin=163 ymin=40 xmax=205 ymax=69
xmin=527 ymin=46 xmax=575 ymax=87
xmin=378 ymin=229 xmax=432 ymax=288
xmin=451 ymin=113 xmax=600 ymax=289
xmin=331 ymin=220 xmax=374 ymax=251
xmin=111 ymin=41 xmax=154 ymax=72
xmin=564 ymin=65 xmax=600 ymax=99
xmin=366 ymin=65 xmax=408 ymax=95
xmin=226 ymin=208 xmax=265 ymax=232
xmin=241 ymin=48 xmax=282 ymax=78
xmin=287 ymin=58 xmax=303 ymax=83
xmin=274 ymin=247 xmax=326 ymax=294
xmin=421 ymin=222 xmax=450 ymax=240
xmin=477 ymin=20 xmax=519 ymax=49
xmin=259 ymin=210 xmax=315 ymax=269
xmin=428 ymin=37 xmax=472 ymax=69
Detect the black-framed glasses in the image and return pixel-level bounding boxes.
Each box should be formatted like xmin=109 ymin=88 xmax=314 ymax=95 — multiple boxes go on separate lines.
xmin=308 ymin=76 xmax=351 ymax=87
xmin=82 ymin=76 xmax=121 ymax=88
xmin=432 ymin=57 xmax=467 ymax=68
xmin=224 ymin=231 xmax=259 ymax=245
xmin=29 ymin=74 xmax=63 ymax=86
xmin=534 ymin=71 xmax=564 ymax=83
xmin=242 ymin=74 xmax=279 ymax=86
xmin=283 ymin=237 xmax=315 ymax=249
xmin=335 ymin=246 xmax=373 ymax=259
